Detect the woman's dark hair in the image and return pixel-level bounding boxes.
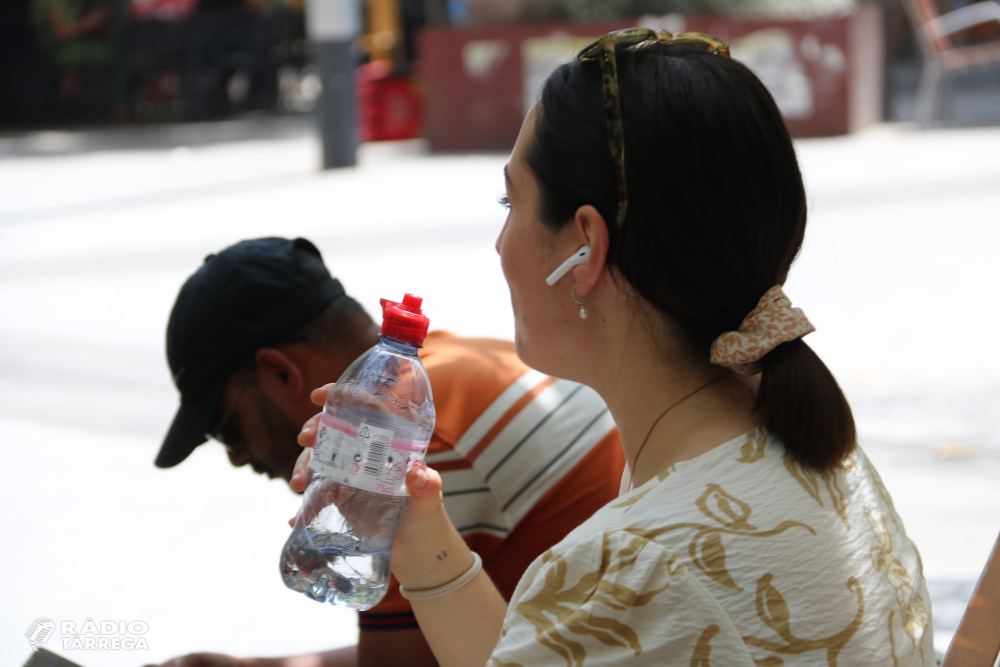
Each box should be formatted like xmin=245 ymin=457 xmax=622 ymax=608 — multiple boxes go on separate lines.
xmin=526 ymin=40 xmax=855 ymax=471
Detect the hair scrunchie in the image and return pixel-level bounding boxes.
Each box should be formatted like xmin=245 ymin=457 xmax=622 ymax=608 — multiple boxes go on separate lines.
xmin=710 ymin=286 xmax=815 ymax=376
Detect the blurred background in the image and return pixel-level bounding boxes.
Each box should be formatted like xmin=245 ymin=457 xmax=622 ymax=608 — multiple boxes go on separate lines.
xmin=2 ymin=0 xmax=1000 ymax=133
xmin=2 ymin=0 xmax=999 ymax=665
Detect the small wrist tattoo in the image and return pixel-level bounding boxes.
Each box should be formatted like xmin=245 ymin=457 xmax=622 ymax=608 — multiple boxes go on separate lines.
xmin=436 ymin=550 xmax=448 ymax=561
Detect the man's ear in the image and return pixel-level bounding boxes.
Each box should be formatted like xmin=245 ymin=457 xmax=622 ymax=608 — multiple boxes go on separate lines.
xmin=254 ymin=348 xmax=306 ymax=403
xmin=570 ymin=204 xmax=610 ymax=295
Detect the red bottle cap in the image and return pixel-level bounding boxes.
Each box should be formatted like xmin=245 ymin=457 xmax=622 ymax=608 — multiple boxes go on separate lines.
xmin=379 ymin=294 xmax=430 ymax=347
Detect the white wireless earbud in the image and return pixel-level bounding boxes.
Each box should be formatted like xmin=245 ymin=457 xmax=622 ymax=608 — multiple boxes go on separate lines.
xmin=545 ymin=246 xmax=591 ymax=286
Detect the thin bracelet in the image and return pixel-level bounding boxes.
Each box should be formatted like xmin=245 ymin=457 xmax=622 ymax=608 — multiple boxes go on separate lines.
xmin=399 ymin=552 xmax=483 ymax=601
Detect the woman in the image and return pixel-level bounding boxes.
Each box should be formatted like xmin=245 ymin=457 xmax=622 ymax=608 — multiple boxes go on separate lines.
xmin=295 ymin=29 xmax=932 ymax=666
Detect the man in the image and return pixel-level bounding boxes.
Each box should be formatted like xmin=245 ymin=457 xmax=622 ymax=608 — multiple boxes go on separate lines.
xmin=154 ymin=237 xmax=624 ymax=667
xmin=30 ymin=0 xmax=119 ymax=121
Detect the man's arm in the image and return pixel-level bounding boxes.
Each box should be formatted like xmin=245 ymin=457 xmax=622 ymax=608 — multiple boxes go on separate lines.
xmin=44 ymin=5 xmax=108 ymax=40
xmin=357 ymin=627 xmax=438 ymax=667
xmin=145 ymin=627 xmax=439 ymax=667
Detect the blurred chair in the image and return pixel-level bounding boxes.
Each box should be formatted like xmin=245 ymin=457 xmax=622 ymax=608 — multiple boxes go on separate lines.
xmin=905 ymin=0 xmax=1000 ymax=124
xmin=940 ymin=529 xmax=1000 ymax=667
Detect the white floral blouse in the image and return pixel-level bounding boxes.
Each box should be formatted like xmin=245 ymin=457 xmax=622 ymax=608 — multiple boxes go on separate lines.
xmin=488 ymin=429 xmax=933 ymax=667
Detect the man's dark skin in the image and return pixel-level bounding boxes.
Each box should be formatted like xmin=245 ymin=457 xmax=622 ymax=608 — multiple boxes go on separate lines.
xmin=148 ymin=306 xmax=440 ymax=667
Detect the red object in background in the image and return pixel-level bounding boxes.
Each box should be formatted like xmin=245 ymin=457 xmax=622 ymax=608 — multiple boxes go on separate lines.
xmin=418 ymin=5 xmax=884 ymax=150
xmin=130 ymin=0 xmax=197 ymax=19
xmin=356 ymin=61 xmax=424 ymax=142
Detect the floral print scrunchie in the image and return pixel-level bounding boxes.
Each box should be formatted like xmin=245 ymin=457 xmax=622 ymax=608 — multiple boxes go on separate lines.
xmin=710 ymin=286 xmax=815 ymax=376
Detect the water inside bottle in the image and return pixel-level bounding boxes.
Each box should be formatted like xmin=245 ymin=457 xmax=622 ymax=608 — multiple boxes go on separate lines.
xmin=281 ymin=335 xmax=434 ymax=610
xmin=280 ymin=527 xmax=393 ymax=611
xmin=280 ymin=485 xmax=410 ymax=611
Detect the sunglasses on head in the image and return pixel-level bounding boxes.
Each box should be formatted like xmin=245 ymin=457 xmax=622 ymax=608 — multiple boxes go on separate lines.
xmin=576 ymin=28 xmax=730 ymax=231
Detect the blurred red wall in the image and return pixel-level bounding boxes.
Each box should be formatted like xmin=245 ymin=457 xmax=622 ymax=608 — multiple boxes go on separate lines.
xmin=418 ymin=3 xmax=883 ymax=151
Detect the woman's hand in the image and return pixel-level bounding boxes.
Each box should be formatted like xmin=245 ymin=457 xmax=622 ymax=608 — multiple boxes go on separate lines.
xmin=289 ymin=384 xmax=332 ymax=493
xmin=289 ymin=385 xmax=505 ymax=665
xmin=296 ymin=385 xmax=332 ymax=447
xmin=388 ymin=463 xmax=454 ymax=579
xmin=290 ymin=384 xmax=462 ymax=588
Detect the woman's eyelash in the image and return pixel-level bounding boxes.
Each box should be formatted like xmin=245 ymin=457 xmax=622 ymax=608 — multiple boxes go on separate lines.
xmin=498 ymin=194 xmax=511 ymax=209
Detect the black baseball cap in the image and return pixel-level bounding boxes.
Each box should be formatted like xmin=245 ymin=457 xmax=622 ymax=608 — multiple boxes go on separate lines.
xmin=156 ymin=237 xmax=345 ymax=468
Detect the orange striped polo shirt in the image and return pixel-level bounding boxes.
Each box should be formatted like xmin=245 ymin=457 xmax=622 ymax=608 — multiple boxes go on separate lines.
xmin=357 ymin=331 xmax=624 ymax=631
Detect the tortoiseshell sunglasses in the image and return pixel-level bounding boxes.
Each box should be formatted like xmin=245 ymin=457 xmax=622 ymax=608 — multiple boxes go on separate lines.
xmin=576 ymin=28 xmax=731 ymax=230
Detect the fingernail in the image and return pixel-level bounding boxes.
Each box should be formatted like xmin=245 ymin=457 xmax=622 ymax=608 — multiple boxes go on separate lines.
xmin=414 ymin=468 xmax=428 ymax=489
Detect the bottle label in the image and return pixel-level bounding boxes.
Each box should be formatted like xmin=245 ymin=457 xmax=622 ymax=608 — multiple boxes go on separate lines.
xmin=309 ymin=413 xmax=428 ymax=495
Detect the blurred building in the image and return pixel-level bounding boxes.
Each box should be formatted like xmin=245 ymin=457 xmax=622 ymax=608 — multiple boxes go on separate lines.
xmin=1 ymin=0 xmax=997 ymax=133
xmin=0 ymin=0 xmax=312 ymax=128
xmin=447 ymin=0 xmax=858 ymax=24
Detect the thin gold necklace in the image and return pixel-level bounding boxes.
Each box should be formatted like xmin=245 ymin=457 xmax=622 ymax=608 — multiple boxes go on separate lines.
xmin=628 ymin=375 xmax=723 ymax=491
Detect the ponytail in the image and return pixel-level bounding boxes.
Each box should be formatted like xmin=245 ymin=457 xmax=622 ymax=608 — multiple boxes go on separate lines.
xmin=754 ymin=339 xmax=856 ymax=471
xmin=528 ymin=41 xmax=857 ymax=472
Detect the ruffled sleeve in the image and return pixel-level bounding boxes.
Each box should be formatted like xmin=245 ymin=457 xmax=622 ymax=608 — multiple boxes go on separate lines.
xmin=489 ymin=530 xmax=756 ymax=667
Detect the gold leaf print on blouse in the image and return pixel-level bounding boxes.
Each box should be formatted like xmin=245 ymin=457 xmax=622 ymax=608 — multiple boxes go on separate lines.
xmin=864 ymin=507 xmax=929 ymax=650
xmin=737 ymin=429 xmax=767 ymax=464
xmin=490 ymin=659 xmax=523 ymax=667
xmin=611 ymin=488 xmax=652 ymax=512
xmin=783 ymin=455 xmax=821 ymax=502
xmin=507 ymin=532 xmax=675 ymax=667
xmin=866 ymin=461 xmax=900 ymax=531
xmin=690 ymin=624 xmax=721 ymax=667
xmin=611 ymin=467 xmax=675 ymax=513
xmin=888 ymin=610 xmax=899 ymax=667
xmin=630 ymin=484 xmax=815 ymax=592
xmin=783 ymin=455 xmax=851 ymax=530
xmin=743 ymin=574 xmax=865 ymax=667
xmin=698 ymin=483 xmax=757 ymax=530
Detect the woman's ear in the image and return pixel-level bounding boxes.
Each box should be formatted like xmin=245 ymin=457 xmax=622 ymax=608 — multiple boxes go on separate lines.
xmin=254 ymin=348 xmax=306 ymax=403
xmin=570 ymin=204 xmax=610 ymax=295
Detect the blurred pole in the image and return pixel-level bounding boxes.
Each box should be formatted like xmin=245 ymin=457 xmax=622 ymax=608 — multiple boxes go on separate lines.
xmin=367 ymin=0 xmax=404 ymax=62
xmin=306 ymin=0 xmax=360 ymax=169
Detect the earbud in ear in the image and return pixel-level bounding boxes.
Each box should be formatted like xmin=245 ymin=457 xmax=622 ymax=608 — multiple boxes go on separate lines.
xmin=545 ymin=246 xmax=591 ymax=286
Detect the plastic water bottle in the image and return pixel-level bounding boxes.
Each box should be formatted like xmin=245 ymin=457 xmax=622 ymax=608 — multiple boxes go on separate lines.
xmin=280 ymin=294 xmax=436 ymax=611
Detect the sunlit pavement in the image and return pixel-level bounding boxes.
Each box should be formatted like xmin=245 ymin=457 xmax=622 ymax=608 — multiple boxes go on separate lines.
xmin=2 ymin=117 xmax=999 ymax=665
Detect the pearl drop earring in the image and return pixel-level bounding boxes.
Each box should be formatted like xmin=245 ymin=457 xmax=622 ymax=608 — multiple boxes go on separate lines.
xmin=571 ymin=285 xmax=593 ymax=320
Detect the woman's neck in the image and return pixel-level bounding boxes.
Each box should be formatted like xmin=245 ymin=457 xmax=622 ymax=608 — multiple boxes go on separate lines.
xmin=582 ymin=312 xmax=759 ymax=490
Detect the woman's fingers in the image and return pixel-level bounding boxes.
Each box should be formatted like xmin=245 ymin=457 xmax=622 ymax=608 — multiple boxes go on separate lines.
xmin=404 ymin=464 xmax=444 ymax=511
xmin=297 ymin=385 xmax=331 ymax=449
xmin=310 ymin=384 xmax=334 ymax=407
xmin=390 ymin=464 xmax=459 ymax=580
xmin=290 ymin=447 xmax=313 ymax=493
xmin=297 ymin=412 xmax=322 ymax=448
